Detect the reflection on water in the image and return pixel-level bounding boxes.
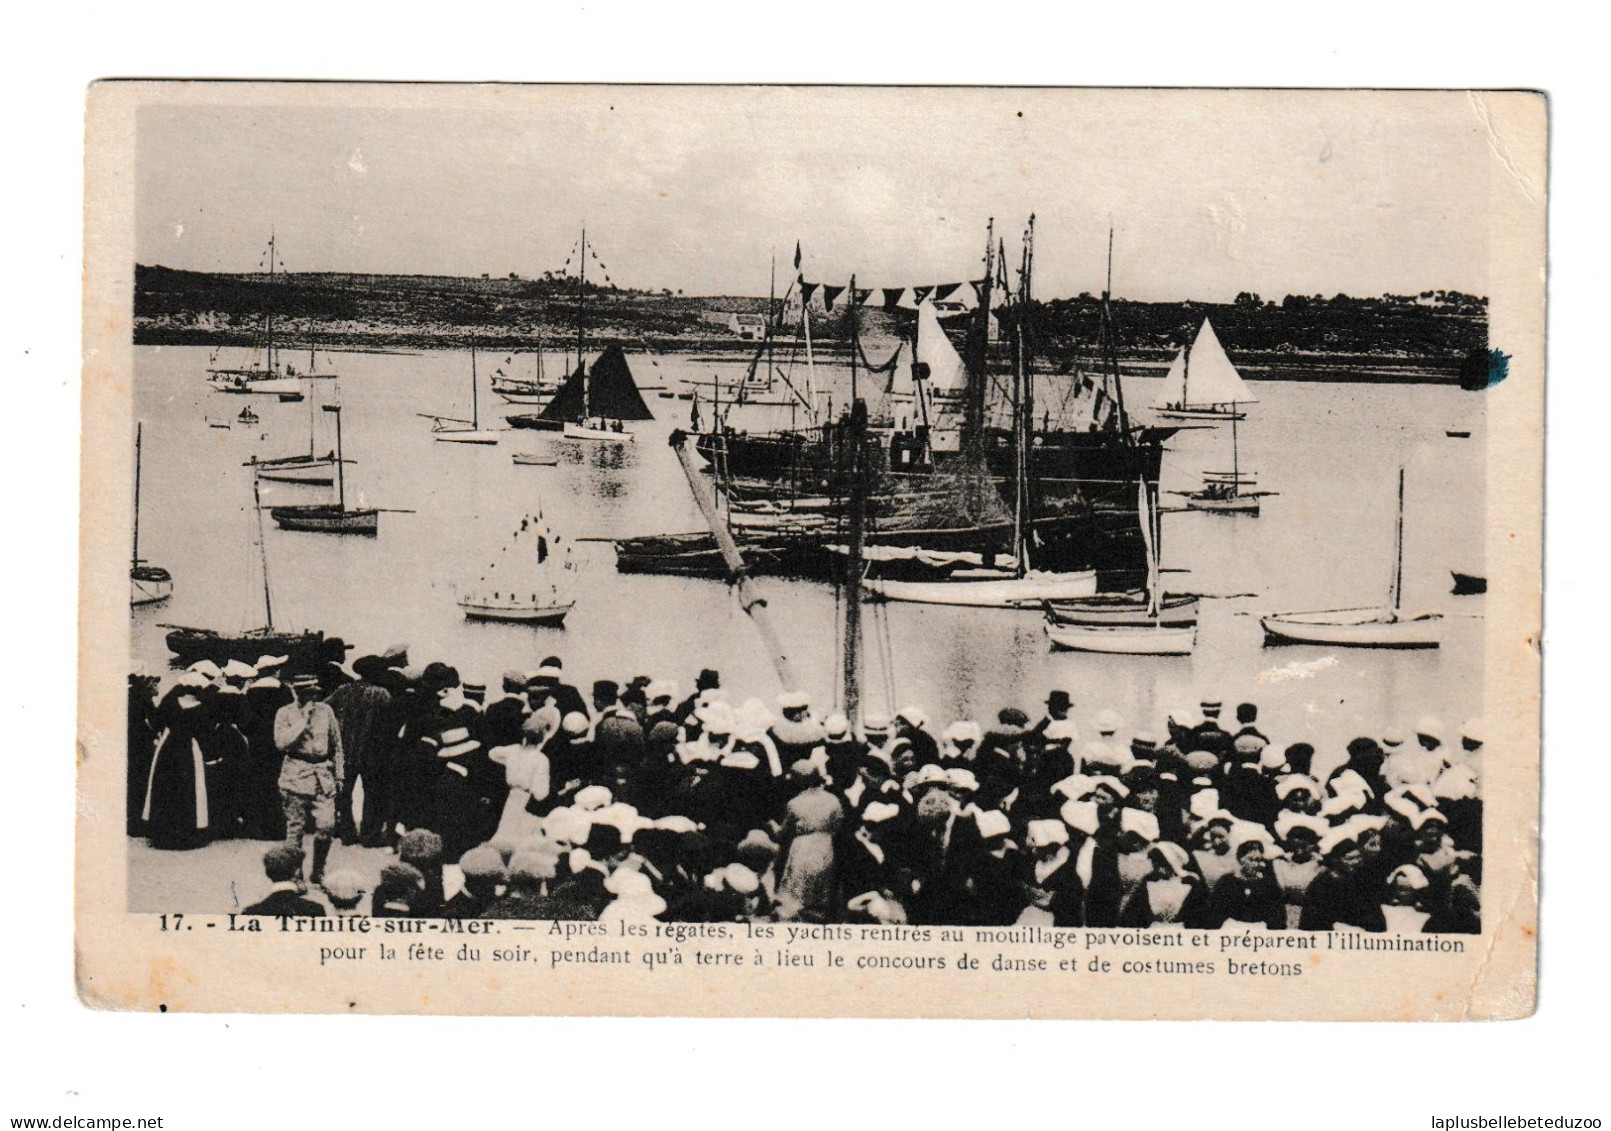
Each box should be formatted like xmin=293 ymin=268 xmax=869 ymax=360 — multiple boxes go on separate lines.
xmin=132 ymin=344 xmax=1486 ymax=756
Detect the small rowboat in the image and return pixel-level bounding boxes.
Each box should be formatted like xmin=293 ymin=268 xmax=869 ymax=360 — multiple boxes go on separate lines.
xmin=458 ymin=596 xmax=574 ymax=624
xmin=512 ymin=452 xmax=558 ymax=466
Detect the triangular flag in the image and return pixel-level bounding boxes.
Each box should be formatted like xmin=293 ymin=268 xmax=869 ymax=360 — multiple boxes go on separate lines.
xmin=801 ymin=281 xmax=819 ymax=304
xmin=793 ymin=241 xmax=802 ymax=270
xmin=934 ymin=282 xmax=962 ymax=302
xmin=912 ymin=285 xmax=934 ymax=304
xmin=881 ymin=288 xmax=906 ymax=310
xmin=822 ymin=284 xmax=845 ymax=310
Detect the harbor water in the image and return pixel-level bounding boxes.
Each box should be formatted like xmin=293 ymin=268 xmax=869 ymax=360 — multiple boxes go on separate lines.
xmin=131 ymin=343 xmax=1487 ymax=760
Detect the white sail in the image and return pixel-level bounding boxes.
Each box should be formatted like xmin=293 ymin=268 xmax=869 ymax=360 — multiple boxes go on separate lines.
xmin=470 ymin=514 xmax=573 ymax=602
xmin=1151 ymin=347 xmax=1188 ymax=409
xmin=915 ymin=300 xmax=967 ymax=392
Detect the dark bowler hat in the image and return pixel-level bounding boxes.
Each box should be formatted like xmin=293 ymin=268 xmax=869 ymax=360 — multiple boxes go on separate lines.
xmin=593 ymin=679 xmax=620 ymax=701
xmin=1046 ymin=690 xmax=1072 ymax=712
xmin=696 ymin=668 xmax=721 ymax=690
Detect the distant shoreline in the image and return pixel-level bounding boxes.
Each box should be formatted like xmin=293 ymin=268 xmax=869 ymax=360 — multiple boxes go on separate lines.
xmin=134 ymin=326 xmax=1468 ymax=385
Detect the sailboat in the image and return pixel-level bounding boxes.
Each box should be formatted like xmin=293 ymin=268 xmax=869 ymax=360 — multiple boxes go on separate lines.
xmin=163 ymin=472 xmax=328 ymax=666
xmin=458 ymin=510 xmax=577 ymax=624
xmin=1151 ymin=318 xmax=1255 ymax=421
xmin=249 ymin=384 xmax=339 ymax=486
xmin=207 ymin=234 xmax=308 ymax=396
xmin=267 ymin=404 xmax=380 ymax=535
xmin=1156 ymin=319 xmax=1272 ymax=514
xmin=1260 ymin=468 xmax=1442 ymax=648
xmin=863 ymin=219 xmax=1098 ymax=608
xmin=1045 ymin=480 xmax=1195 ymax=654
xmin=492 ymin=339 xmax=559 ymax=405
xmin=535 ymin=229 xmax=655 ymax=441
xmin=425 ymin=345 xmax=501 ymax=444
xmin=130 ymin=422 xmax=173 ymax=607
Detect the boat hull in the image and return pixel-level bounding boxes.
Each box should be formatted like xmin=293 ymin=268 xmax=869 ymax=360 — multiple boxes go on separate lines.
xmin=163 ymin=627 xmax=327 ymax=669
xmin=512 ymin=454 xmax=558 ymax=466
xmin=1183 ymin=494 xmax=1260 ymax=515
xmin=1259 ymin=610 xmax=1443 ymax=648
xmin=866 ymin=570 xmax=1097 ymax=608
xmin=459 ymin=599 xmax=574 ymax=625
xmin=434 ymin=429 xmax=501 ymax=445
xmin=1046 ymin=620 xmax=1196 ymax=655
xmin=269 ymin=505 xmax=379 ymax=536
xmin=1153 ymin=407 xmax=1246 ymax=422
xmin=563 ymin=422 xmax=635 ymax=442
xmin=1046 ymin=592 xmax=1200 ymax=627
xmin=130 ymin=567 xmax=173 ymax=608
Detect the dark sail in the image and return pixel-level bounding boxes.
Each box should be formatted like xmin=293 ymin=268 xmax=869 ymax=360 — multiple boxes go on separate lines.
xmin=538 ymin=345 xmax=656 ymax=422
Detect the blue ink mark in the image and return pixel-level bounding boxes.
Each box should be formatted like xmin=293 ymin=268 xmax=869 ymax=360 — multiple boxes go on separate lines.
xmin=1460 ymin=347 xmax=1510 ymax=390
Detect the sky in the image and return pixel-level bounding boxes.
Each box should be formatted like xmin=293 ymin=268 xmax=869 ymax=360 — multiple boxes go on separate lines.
xmin=134 ymin=86 xmax=1510 ymax=302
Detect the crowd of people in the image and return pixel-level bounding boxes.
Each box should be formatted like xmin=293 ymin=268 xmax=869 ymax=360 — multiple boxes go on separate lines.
xmin=130 ymin=641 xmax=1484 ymax=931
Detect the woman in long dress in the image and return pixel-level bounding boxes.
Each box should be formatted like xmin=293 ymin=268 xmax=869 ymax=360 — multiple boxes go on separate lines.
xmin=141 ymin=678 xmax=216 ymax=850
xmin=775 ymin=760 xmax=846 ymax=923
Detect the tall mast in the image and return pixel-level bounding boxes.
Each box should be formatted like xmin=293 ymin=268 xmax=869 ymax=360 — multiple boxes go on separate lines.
xmin=848 ymin=274 xmax=858 ymax=406
xmin=767 ymin=251 xmax=776 ymax=389
xmin=265 ymin=232 xmax=276 ymax=374
xmin=470 ymin=344 xmax=480 ymax=429
xmin=332 ymin=405 xmax=346 ymax=510
xmin=1231 ymin=411 xmax=1241 ymax=497
xmin=577 ymin=227 xmax=588 ymax=419
xmin=1103 ymin=227 xmax=1132 ymax=438
xmin=132 ymin=422 xmax=144 ymax=569
xmin=253 ymin=472 xmax=274 ymax=630
xmin=964 ymin=219 xmax=995 ymax=457
xmin=1391 ymin=467 xmax=1406 ymax=612
xmin=843 ymin=398 xmax=868 ymax=725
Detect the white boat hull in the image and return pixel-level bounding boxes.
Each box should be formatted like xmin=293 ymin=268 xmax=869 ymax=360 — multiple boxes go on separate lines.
xmin=1046 ymin=621 xmax=1196 ymax=655
xmin=512 ymin=453 xmax=558 ymax=466
xmin=435 ymin=429 xmax=501 ymax=445
xmin=213 ymin=376 xmax=302 ymax=395
xmin=1260 ymin=609 xmax=1443 ymax=648
xmin=866 ymin=570 xmax=1097 ymax=608
xmin=459 ymin=598 xmax=574 ymax=625
xmin=130 ymin=576 xmax=173 ymax=607
xmin=563 ymin=422 xmax=635 ymax=442
xmin=1153 ymin=407 xmax=1245 ymax=422
xmin=1184 ymin=494 xmax=1260 ymax=515
xmin=496 ymin=391 xmax=554 ymax=405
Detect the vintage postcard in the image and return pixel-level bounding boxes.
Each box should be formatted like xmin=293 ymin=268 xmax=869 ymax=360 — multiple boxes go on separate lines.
xmin=77 ymin=83 xmax=1543 ymax=1018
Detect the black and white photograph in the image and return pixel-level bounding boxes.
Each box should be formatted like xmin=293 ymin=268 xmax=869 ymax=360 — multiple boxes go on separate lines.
xmin=76 ymin=82 xmax=1542 ymax=1021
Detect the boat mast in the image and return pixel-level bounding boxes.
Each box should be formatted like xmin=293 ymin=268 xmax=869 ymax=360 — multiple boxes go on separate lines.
xmin=964 ymin=219 xmax=995 ymax=458
xmin=253 ymin=472 xmax=274 ymax=631
xmin=1230 ymin=411 xmax=1240 ymax=497
xmin=265 ymin=232 xmax=276 ymax=375
xmin=1103 ymin=228 xmax=1132 ymax=439
xmin=577 ymin=227 xmax=589 ymax=420
xmin=1014 ymin=216 xmax=1036 ymax=575
xmin=843 ymin=398 xmax=868 ymax=724
xmin=331 ymin=405 xmax=346 ymax=510
xmin=132 ymin=422 xmax=144 ymax=569
xmin=848 ymin=274 xmax=858 ymax=406
xmin=1391 ymin=466 xmax=1406 ymax=612
xmin=470 ymin=344 xmax=479 ymax=429
xmin=767 ymin=251 xmax=776 ymax=390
